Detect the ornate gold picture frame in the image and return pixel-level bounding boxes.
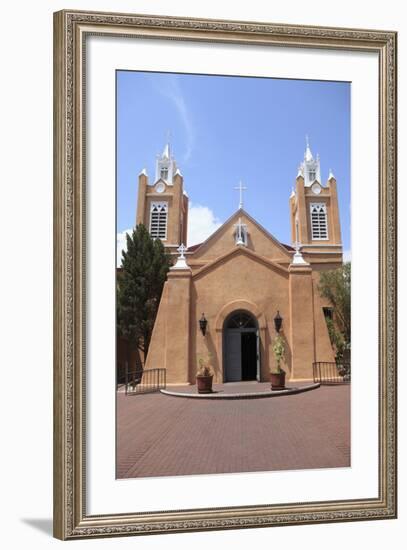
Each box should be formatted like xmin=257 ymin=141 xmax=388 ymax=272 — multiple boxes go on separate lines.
xmin=53 ymin=9 xmax=397 ymax=540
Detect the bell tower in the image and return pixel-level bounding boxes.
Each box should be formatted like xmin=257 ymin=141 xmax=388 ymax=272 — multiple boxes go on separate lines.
xmin=136 ymin=142 xmax=189 ymax=253
xmin=289 ymin=137 xmax=342 ymax=262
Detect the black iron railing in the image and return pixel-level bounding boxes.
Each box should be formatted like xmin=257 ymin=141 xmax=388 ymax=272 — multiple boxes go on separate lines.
xmin=313 ymin=362 xmax=351 ymax=385
xmin=124 ymin=366 xmax=166 ymax=395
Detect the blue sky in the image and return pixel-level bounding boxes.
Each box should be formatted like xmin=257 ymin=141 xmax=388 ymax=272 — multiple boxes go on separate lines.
xmin=117 ymin=70 xmax=350 ymax=258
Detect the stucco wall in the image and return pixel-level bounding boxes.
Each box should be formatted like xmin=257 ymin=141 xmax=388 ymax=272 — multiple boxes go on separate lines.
xmin=191 ymin=250 xmax=291 ymax=383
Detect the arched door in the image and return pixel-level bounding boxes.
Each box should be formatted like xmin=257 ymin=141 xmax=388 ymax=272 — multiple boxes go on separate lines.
xmin=224 ymin=311 xmax=259 ymax=382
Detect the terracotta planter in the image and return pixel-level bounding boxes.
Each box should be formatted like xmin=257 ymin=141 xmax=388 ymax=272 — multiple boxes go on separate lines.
xmin=196 ymin=375 xmax=213 ymax=394
xmin=270 ymin=370 xmax=286 ymax=391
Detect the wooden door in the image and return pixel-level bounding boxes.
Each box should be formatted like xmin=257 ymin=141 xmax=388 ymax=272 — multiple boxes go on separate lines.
xmin=225 ymin=330 xmax=241 ymax=381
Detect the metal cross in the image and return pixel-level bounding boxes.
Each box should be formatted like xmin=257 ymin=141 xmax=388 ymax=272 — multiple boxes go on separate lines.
xmin=177 ymin=243 xmax=187 ymax=259
xmin=234 ymin=181 xmax=247 ymax=210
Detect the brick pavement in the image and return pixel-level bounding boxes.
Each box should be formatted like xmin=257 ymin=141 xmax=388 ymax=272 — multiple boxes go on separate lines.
xmin=116 ymin=384 xmax=350 ymax=479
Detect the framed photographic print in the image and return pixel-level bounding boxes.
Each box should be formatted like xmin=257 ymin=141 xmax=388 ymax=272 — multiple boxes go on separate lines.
xmin=53 ymin=9 xmax=397 ymax=540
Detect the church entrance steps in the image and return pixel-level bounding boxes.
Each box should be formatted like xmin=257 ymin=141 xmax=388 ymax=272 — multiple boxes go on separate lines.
xmin=160 ymin=382 xmax=320 ymax=400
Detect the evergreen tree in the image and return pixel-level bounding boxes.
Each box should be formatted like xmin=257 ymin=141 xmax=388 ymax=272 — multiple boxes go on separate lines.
xmin=117 ymin=224 xmax=172 ymax=360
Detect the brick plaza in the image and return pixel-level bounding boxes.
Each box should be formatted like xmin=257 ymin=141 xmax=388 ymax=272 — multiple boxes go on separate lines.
xmin=116 ymin=383 xmax=350 ymax=479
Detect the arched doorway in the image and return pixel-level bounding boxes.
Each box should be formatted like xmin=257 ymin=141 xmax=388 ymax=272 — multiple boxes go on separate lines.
xmin=223 ymin=311 xmax=259 ymax=382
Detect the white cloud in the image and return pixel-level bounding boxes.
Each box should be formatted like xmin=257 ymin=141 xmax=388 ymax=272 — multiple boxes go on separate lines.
xmin=152 ymin=75 xmax=195 ymax=163
xmin=343 ymin=249 xmax=351 ymax=262
xmin=187 ymin=204 xmax=222 ymax=247
xmin=117 ymin=228 xmax=133 ymax=267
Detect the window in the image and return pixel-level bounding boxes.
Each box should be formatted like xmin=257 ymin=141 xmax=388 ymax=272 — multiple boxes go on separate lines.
xmin=226 ymin=311 xmax=257 ymax=329
xmin=310 ymin=203 xmax=328 ymax=240
xmin=234 ymin=219 xmax=248 ymax=246
xmin=308 ymin=169 xmax=316 ymax=182
xmin=323 ymin=307 xmax=334 ymax=320
xmin=160 ymin=166 xmax=169 ymax=180
xmin=150 ymin=202 xmax=168 ymax=240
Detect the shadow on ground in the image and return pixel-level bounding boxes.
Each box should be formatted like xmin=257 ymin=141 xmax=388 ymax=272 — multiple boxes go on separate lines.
xmin=21 ymin=518 xmax=53 ymax=536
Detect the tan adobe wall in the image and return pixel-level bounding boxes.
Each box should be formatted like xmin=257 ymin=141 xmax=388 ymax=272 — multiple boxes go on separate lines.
xmin=191 ymin=251 xmax=291 ymax=383
xmin=191 ymin=211 xmax=291 ymax=265
xmin=135 ymin=173 xmax=187 ymax=248
xmin=291 ymin=175 xmax=342 ymax=249
xmin=145 ymin=246 xmax=335 ymax=384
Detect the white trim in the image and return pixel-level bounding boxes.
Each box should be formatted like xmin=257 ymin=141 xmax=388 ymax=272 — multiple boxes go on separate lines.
xmin=301 ymin=251 xmax=343 ymax=255
xmin=302 ymin=244 xmax=342 ymax=248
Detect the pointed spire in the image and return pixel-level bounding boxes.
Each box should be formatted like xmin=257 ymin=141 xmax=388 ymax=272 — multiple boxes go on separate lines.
xmin=290 ymin=186 xmax=296 ymax=198
xmin=304 ymin=135 xmax=313 ymax=162
xmin=297 ymin=164 xmax=304 ymax=179
xmin=162 ymin=130 xmax=172 ymax=159
xmin=139 ymin=168 xmax=148 ymax=176
xmin=155 ymin=135 xmax=177 ymax=184
xmin=328 ymin=168 xmax=336 ymax=180
xmin=301 ymin=135 xmax=321 ymax=187
xmin=162 ymin=142 xmax=170 ymax=159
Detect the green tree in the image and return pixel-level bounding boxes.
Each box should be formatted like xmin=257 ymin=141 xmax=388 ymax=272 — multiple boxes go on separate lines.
xmin=117 ymin=224 xmax=172 ymax=360
xmin=318 ymin=262 xmax=351 ymax=360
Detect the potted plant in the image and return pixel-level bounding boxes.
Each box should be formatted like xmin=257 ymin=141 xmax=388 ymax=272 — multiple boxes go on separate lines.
xmin=270 ymin=334 xmax=286 ymax=390
xmin=196 ymin=353 xmax=214 ymax=394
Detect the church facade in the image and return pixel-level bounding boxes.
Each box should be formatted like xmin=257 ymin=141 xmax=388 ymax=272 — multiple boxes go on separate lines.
xmin=135 ymin=140 xmax=343 ymax=383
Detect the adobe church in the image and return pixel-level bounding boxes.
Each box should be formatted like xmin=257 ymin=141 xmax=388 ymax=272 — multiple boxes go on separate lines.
xmin=136 ymin=140 xmax=342 ymax=383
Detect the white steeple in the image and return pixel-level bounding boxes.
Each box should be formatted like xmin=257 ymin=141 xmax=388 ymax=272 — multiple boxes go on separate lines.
xmin=162 ymin=142 xmax=170 ymax=159
xmin=155 ymin=139 xmax=177 ymax=185
xmin=304 ymin=134 xmax=313 ymax=162
xmin=299 ymin=135 xmax=321 ymax=187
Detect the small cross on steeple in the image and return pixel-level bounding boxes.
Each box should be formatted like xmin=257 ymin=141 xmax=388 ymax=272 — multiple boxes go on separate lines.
xmin=234 ymin=181 xmax=247 ymax=210
xmin=171 ymin=243 xmax=191 ymax=271
xmin=177 ymin=243 xmax=187 ymax=259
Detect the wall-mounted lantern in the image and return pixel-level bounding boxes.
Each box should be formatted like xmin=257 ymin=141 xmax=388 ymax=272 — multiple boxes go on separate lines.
xmin=199 ymin=313 xmax=208 ymax=336
xmin=274 ymin=310 xmax=283 ymax=333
